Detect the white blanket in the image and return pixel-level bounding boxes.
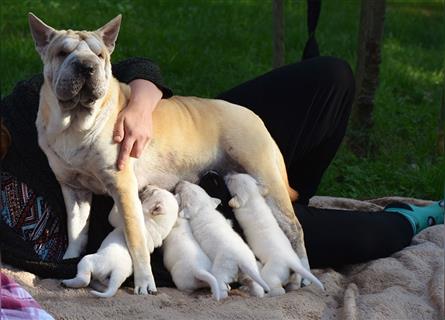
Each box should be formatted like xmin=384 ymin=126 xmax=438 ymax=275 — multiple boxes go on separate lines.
xmin=2 ymin=196 xmax=443 ymax=320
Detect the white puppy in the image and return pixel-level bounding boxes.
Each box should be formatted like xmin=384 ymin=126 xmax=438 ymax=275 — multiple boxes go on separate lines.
xmin=62 ymin=186 xmax=178 ymax=297
xmin=175 ymin=181 xmax=270 ymax=299
xmin=225 ymin=173 xmax=324 ymax=296
xmin=163 ymin=216 xmax=221 ymax=300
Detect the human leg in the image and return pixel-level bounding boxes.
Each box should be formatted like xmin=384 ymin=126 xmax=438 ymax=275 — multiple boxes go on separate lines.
xmin=214 ymin=57 xmax=435 ymax=268
xmin=217 ymin=56 xmax=355 ymax=204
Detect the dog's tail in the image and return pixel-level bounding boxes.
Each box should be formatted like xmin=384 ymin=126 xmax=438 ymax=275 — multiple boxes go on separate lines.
xmin=239 ymin=261 xmax=270 ymax=293
xmin=90 ymin=271 xmax=125 ymax=298
xmin=288 ymin=257 xmax=324 ymax=291
xmin=194 ymin=269 xmax=221 ymax=301
xmin=274 ymin=143 xmax=299 ymax=202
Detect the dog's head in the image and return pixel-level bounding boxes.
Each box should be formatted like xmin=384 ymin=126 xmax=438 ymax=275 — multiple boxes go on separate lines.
xmin=224 ymin=173 xmax=268 ymax=209
xmin=140 ymin=186 xmax=179 ymax=218
xmin=28 ymin=13 xmax=121 ymax=111
xmin=174 ymin=181 xmax=221 ymax=218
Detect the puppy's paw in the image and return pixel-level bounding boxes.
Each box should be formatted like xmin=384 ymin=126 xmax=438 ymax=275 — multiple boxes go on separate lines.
xmin=267 ymin=287 xmax=286 ymax=297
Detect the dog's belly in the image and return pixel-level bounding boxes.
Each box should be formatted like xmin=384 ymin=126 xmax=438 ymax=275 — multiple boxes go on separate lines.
xmin=134 ymin=152 xmax=241 ymax=192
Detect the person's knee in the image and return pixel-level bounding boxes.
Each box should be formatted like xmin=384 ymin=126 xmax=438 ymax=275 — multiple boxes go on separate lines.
xmin=318 ymin=56 xmax=355 ymax=98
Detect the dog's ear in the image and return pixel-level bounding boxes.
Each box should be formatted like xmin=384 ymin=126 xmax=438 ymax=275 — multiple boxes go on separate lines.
xmin=151 ymin=202 xmax=164 ymax=216
xmin=96 ymin=15 xmax=122 ymax=54
xmin=228 ymin=196 xmax=241 ymax=209
xmin=211 ymin=197 xmax=221 ymax=209
xmin=28 ymin=13 xmax=56 ymax=56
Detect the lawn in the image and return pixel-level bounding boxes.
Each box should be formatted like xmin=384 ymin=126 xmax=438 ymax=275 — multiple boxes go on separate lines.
xmin=1 ymin=0 xmax=443 ymax=200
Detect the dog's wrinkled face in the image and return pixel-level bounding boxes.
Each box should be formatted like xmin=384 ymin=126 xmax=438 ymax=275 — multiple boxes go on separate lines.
xmin=28 ymin=13 xmax=121 ymax=111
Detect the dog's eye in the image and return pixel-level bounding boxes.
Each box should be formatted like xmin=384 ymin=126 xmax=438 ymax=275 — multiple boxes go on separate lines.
xmin=97 ymin=53 xmax=104 ymax=59
xmin=57 ymin=50 xmax=69 ymax=58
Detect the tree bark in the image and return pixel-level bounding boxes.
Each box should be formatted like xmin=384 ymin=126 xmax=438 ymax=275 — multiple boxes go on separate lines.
xmin=348 ymin=0 xmax=386 ymax=157
xmin=273 ymin=0 xmax=285 ymax=68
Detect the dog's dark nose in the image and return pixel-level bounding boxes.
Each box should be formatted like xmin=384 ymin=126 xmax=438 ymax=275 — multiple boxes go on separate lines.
xmin=74 ymin=60 xmax=96 ymax=76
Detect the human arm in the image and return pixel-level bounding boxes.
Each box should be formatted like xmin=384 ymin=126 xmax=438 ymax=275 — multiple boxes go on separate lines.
xmin=112 ymin=57 xmax=173 ymax=170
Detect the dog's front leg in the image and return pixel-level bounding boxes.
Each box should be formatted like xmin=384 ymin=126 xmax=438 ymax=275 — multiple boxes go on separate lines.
xmin=108 ymin=166 xmax=156 ymax=295
xmin=61 ymin=185 xmax=92 ymax=259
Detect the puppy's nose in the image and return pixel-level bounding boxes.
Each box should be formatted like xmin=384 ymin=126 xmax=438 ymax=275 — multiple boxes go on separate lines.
xmin=74 ymin=60 xmax=96 ymax=76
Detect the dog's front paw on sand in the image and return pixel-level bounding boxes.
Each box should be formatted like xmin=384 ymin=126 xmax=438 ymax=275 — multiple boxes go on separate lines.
xmin=134 ymin=276 xmax=157 ymax=295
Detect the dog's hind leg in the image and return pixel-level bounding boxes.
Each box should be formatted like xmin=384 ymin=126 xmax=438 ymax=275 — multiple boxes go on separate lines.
xmin=211 ymin=254 xmax=236 ymax=300
xmin=62 ymin=256 xmax=94 ymax=288
xmin=260 ymin=261 xmax=286 ymax=297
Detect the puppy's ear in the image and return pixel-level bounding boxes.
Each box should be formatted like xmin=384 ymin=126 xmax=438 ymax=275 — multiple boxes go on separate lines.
xmin=28 ymin=13 xmax=56 ymax=56
xmin=96 ymin=14 xmax=122 ymax=54
xmin=211 ymin=197 xmax=221 ymax=209
xmin=151 ymin=203 xmax=164 ymax=216
xmin=228 ymin=196 xmax=241 ymax=209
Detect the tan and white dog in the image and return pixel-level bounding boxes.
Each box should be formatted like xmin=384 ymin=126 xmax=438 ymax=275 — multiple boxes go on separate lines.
xmin=62 ymin=186 xmax=178 ymax=297
xmin=28 ymin=13 xmax=306 ymax=295
xmin=225 ymin=173 xmax=324 ymax=296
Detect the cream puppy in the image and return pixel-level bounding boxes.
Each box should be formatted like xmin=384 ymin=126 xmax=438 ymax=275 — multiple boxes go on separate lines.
xmin=163 ymin=216 xmax=221 ymax=300
xmin=225 ymin=173 xmax=324 ymax=296
xmin=62 ymin=186 xmax=178 ymax=297
xmin=175 ymin=181 xmax=270 ymax=299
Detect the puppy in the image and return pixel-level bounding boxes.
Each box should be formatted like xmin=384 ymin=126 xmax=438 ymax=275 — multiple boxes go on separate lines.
xmin=175 ymin=181 xmax=270 ymax=299
xmin=163 ymin=216 xmax=221 ymax=300
xmin=62 ymin=186 xmax=178 ymax=297
xmin=225 ymin=173 xmax=324 ymax=296
xmin=109 ymin=186 xmax=179 ymax=252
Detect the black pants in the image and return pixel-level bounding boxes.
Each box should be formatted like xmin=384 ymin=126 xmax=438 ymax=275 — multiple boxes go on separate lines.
xmin=217 ymin=56 xmax=413 ymax=268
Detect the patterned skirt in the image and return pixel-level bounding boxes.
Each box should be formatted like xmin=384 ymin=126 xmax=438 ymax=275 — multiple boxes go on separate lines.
xmin=0 ymin=172 xmax=67 ymax=262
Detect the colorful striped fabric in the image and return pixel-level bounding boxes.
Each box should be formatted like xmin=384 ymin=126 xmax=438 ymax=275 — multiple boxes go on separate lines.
xmin=0 ymin=172 xmax=67 ymax=262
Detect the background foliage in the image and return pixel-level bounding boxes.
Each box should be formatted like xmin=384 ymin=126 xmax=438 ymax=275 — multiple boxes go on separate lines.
xmin=1 ymin=0 xmax=443 ymax=199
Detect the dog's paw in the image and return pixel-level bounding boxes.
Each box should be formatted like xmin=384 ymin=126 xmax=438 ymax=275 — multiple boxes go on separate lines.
xmin=134 ymin=277 xmax=157 ymax=295
xmin=267 ymin=287 xmax=286 ymax=297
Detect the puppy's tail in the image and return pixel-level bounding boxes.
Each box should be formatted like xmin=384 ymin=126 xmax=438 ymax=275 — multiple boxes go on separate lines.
xmin=239 ymin=262 xmax=270 ymax=293
xmin=194 ymin=269 xmax=221 ymax=301
xmin=90 ymin=271 xmax=125 ymax=298
xmin=288 ymin=258 xmax=324 ymax=291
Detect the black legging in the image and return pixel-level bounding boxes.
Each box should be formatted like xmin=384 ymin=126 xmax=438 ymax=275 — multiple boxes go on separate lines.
xmin=217 ymin=56 xmax=413 ymax=268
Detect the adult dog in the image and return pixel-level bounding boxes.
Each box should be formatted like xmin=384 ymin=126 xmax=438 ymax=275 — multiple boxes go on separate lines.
xmin=28 ymin=13 xmax=306 ymax=295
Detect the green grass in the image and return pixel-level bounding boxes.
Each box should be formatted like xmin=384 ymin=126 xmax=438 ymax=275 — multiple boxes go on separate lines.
xmin=1 ymin=0 xmax=444 ymax=200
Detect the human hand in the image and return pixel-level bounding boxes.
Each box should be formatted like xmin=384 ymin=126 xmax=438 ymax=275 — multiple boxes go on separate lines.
xmin=114 ymin=79 xmax=162 ymax=170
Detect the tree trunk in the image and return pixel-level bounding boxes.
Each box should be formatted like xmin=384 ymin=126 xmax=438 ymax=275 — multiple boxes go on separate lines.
xmin=348 ymin=0 xmax=386 ymax=157
xmin=273 ymin=0 xmax=285 ymax=68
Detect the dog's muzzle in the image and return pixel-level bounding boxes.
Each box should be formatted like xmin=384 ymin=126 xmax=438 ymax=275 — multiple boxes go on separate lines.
xmin=55 ymin=58 xmax=105 ymax=110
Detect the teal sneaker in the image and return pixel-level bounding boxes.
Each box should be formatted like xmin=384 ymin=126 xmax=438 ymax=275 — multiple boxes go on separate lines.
xmin=384 ymin=200 xmax=444 ymax=234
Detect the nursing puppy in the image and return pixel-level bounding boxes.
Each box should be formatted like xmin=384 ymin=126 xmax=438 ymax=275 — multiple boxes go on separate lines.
xmin=175 ymin=181 xmax=270 ymax=299
xmin=29 ymin=13 xmax=306 ymax=295
xmin=62 ymin=186 xmax=178 ymax=297
xmin=109 ymin=186 xmax=179 ymax=253
xmin=163 ymin=216 xmax=221 ymax=300
xmin=225 ymin=173 xmax=324 ymax=296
